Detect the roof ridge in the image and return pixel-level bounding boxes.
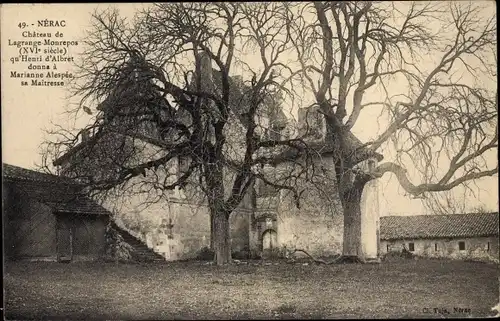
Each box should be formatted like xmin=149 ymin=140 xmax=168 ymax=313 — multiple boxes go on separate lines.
xmin=382 ymin=212 xmax=498 ymax=218
xmin=380 ymin=212 xmax=499 ymax=240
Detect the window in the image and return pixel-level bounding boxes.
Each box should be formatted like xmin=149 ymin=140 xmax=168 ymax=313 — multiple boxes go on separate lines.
xmin=487 ymin=242 xmax=490 ymax=252
xmin=408 ymin=243 xmax=415 ymax=252
xmin=435 ymin=243 xmax=438 ymax=251
xmin=178 ymin=156 xmax=190 ymax=174
xmin=161 ymin=218 xmax=174 ymax=240
xmin=387 ymin=244 xmax=390 ymax=252
xmin=458 ymin=241 xmax=466 ymax=251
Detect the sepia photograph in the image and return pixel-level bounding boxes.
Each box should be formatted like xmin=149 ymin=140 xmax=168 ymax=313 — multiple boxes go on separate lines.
xmin=2 ymin=2 xmax=498 ymax=319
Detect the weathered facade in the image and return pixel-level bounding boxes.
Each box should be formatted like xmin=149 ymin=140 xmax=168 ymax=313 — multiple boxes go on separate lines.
xmin=380 ymin=213 xmax=499 ymax=260
xmin=3 ymin=163 xmax=111 ymax=262
xmin=52 ymin=55 xmax=382 ymax=261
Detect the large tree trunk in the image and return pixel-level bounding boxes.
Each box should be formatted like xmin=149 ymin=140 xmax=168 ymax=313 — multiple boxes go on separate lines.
xmin=341 ymin=187 xmax=363 ymax=259
xmin=205 ymin=159 xmax=232 ymax=265
xmin=338 ymin=177 xmax=368 ymax=263
xmin=212 ymin=209 xmax=231 ymax=265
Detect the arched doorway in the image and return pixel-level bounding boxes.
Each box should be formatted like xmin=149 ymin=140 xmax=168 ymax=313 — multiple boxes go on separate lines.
xmin=262 ymin=229 xmax=278 ymax=255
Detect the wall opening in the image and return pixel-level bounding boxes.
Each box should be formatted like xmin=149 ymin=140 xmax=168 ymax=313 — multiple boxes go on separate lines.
xmin=408 ymin=242 xmax=415 ymax=252
xmin=434 ymin=243 xmax=438 ymax=251
xmin=56 ymin=216 xmax=73 ymax=262
xmin=262 ymin=229 xmax=277 ymax=251
xmin=458 ymin=241 xmax=465 ymax=251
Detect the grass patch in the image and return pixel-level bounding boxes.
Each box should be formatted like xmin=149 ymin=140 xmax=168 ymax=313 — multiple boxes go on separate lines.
xmin=4 ymin=258 xmax=499 ymax=319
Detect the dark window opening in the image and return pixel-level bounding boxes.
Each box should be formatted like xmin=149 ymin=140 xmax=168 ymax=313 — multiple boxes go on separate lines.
xmin=434 ymin=243 xmax=438 ymax=251
xmin=487 ymin=242 xmax=490 ymax=251
xmin=458 ymin=241 xmax=465 ymax=251
xmin=178 ymin=156 xmax=190 ymax=173
xmin=387 ymin=244 xmax=390 ymax=252
xmin=408 ymin=243 xmax=415 ymax=252
xmin=161 ymin=218 xmax=175 ymax=239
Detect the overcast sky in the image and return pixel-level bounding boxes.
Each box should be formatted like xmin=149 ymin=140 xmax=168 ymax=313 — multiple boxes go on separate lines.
xmin=2 ymin=3 xmax=497 ymax=216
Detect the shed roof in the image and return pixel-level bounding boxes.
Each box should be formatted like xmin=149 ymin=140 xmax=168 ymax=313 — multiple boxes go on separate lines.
xmin=380 ymin=212 xmax=499 ymax=240
xmin=3 ymin=163 xmax=110 ymax=216
xmin=3 ymin=162 xmax=78 ymax=184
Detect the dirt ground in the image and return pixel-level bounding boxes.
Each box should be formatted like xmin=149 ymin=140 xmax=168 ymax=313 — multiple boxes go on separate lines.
xmin=4 ymin=258 xmax=499 ymax=319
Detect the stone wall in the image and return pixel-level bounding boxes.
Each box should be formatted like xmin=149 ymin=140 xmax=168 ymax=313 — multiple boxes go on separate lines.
xmin=381 ymin=236 xmax=499 ymax=260
xmin=102 ymin=181 xmax=251 ymax=260
xmin=277 ymin=189 xmax=344 ymax=257
xmin=272 ymin=155 xmax=345 ymax=257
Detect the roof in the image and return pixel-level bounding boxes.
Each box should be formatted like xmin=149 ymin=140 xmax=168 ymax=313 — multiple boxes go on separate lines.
xmin=3 ymin=162 xmax=78 ymax=184
xmin=380 ymin=212 xmax=499 ymax=240
xmin=3 ymin=163 xmax=110 ymax=216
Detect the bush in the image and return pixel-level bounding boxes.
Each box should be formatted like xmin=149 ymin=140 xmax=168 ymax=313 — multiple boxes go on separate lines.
xmin=383 ymin=249 xmax=414 ymax=261
xmin=462 ymin=250 xmax=499 ymax=264
xmin=104 ymin=224 xmax=138 ymax=262
xmin=196 ymin=246 xmax=215 ymax=261
xmin=232 ymin=249 xmax=251 ymax=260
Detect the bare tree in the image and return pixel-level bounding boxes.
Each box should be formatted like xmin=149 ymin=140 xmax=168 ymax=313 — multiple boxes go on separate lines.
xmin=423 ymin=188 xmax=495 ymax=216
xmin=42 ymin=2 xmax=497 ymax=264
xmin=42 ymin=3 xmax=323 ymax=265
xmin=282 ymin=1 xmax=497 ymax=260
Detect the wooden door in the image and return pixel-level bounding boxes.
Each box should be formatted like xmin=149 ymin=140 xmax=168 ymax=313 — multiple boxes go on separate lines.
xmin=56 ymin=217 xmax=73 ymax=262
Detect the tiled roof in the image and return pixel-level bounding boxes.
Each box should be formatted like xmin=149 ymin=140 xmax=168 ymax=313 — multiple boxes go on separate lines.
xmin=380 ymin=213 xmax=499 ymax=240
xmin=3 ymin=163 xmax=110 ymax=216
xmin=3 ymin=162 xmax=77 ymax=184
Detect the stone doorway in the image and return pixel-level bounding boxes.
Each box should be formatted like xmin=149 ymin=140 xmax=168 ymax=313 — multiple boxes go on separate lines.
xmin=261 ymin=228 xmax=278 ymax=258
xmin=262 ymin=229 xmax=277 ymax=250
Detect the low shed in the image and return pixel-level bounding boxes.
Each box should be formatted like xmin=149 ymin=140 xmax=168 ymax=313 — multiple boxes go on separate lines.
xmin=380 ymin=213 xmax=499 ymax=259
xmin=3 ymin=163 xmax=110 ymax=262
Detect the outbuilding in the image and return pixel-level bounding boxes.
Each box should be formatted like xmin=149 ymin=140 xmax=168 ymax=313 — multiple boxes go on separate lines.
xmin=3 ymin=163 xmax=110 ymax=262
